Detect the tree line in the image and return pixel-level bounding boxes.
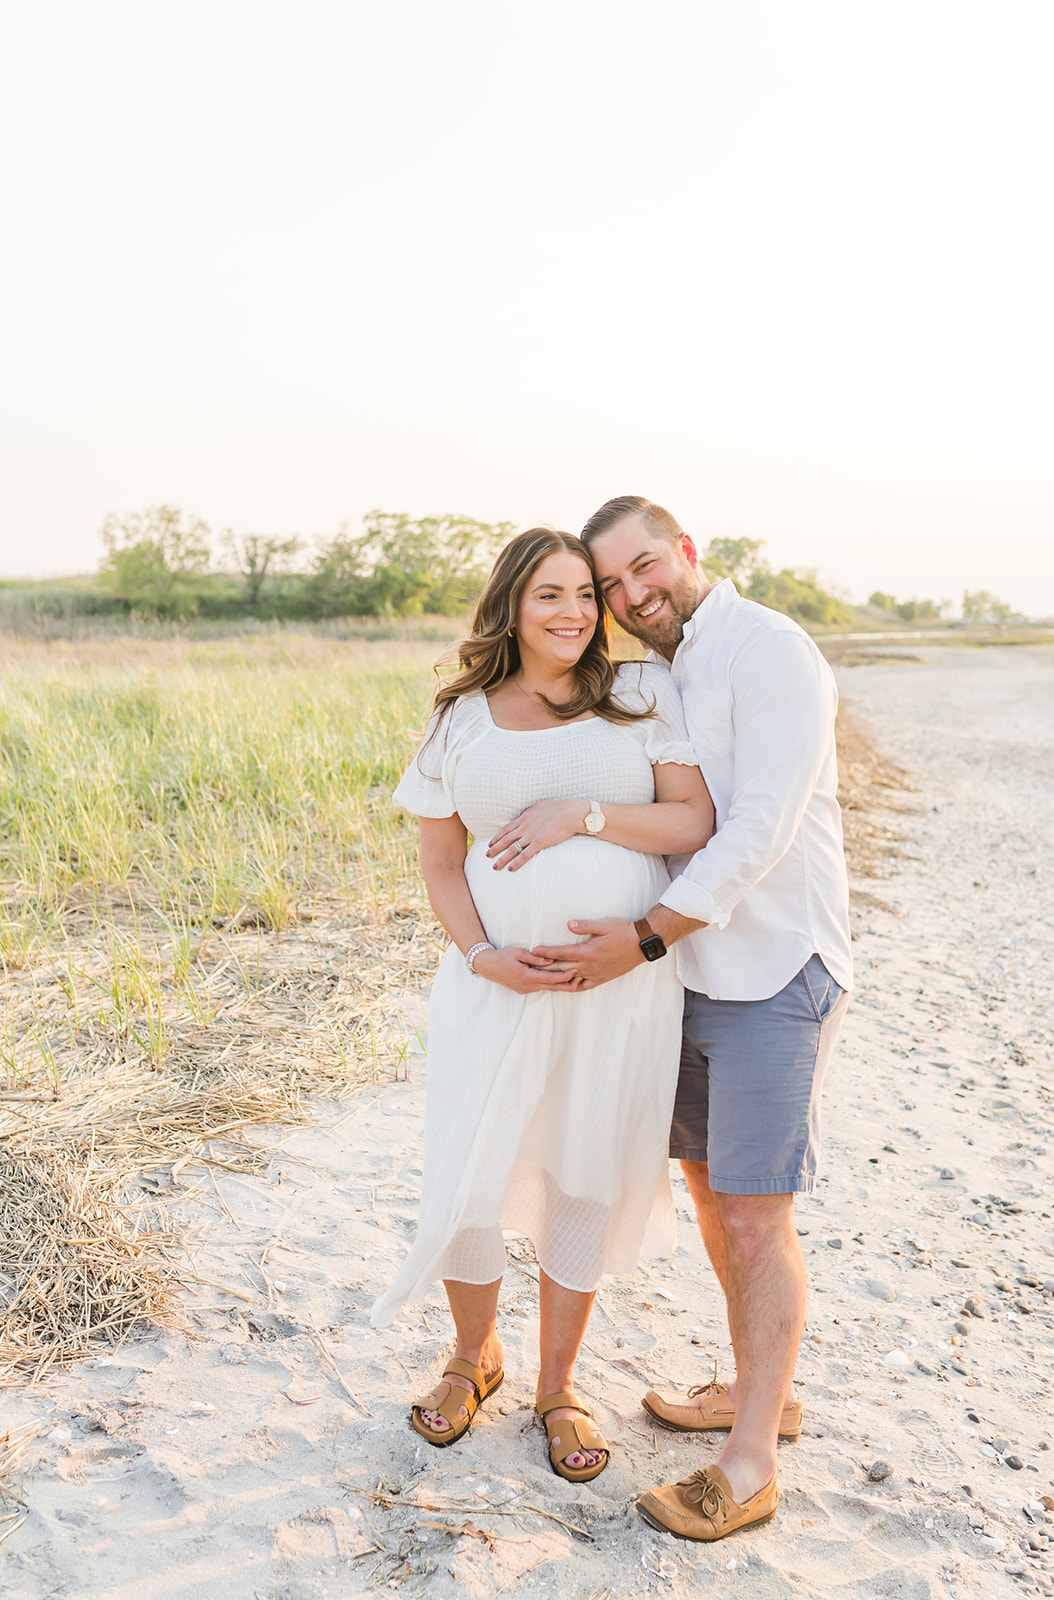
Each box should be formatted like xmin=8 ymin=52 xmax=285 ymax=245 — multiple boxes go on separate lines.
xmin=91 ymin=509 xmax=859 ymax=628
xmin=2 ymin=506 xmax=1020 ymax=629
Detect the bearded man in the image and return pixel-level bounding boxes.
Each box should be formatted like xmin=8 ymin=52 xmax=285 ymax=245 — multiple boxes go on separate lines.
xmin=534 ymin=494 xmax=852 ymax=1541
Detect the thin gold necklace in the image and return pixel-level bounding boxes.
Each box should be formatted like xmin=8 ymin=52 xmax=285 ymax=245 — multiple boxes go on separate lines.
xmin=511 ymin=673 xmax=578 ymax=714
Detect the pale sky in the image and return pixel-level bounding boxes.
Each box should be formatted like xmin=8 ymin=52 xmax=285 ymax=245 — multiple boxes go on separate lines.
xmin=2 ymin=0 xmax=1052 ymax=615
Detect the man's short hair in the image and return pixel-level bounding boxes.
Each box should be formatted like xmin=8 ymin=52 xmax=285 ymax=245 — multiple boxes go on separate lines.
xmin=580 ymin=495 xmax=685 ymax=550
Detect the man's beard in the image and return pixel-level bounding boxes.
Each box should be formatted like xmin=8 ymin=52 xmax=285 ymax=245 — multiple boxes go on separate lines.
xmin=622 ymin=573 xmax=701 ymax=651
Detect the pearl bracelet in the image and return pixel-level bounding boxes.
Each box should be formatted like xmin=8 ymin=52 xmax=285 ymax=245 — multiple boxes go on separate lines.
xmin=465 ymin=940 xmax=496 ymax=975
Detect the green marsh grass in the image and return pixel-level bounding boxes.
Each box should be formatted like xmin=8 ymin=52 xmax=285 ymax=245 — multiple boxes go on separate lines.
xmin=0 ymin=633 xmax=447 ymax=1377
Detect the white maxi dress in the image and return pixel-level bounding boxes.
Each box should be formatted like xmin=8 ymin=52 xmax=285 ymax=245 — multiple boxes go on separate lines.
xmin=370 ymin=662 xmax=695 ymax=1327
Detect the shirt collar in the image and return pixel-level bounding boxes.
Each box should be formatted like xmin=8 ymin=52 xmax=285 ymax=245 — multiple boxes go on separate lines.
xmin=644 ymin=577 xmax=736 ymax=669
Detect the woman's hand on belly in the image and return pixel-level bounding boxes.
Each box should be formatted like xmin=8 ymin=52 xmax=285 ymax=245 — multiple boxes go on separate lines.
xmin=487 ymin=799 xmax=587 ymax=871
xmin=472 ymin=944 xmax=584 ymax=994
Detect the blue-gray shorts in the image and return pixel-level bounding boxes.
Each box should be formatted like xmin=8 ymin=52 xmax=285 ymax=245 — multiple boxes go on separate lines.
xmin=669 ymin=954 xmax=848 ymax=1195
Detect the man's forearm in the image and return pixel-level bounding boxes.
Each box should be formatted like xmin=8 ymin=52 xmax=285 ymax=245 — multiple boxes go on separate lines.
xmin=647 ymin=903 xmax=707 ymax=947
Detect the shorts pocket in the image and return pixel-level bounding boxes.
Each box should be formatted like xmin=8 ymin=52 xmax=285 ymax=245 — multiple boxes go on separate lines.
xmin=800 ymin=956 xmax=840 ymax=1023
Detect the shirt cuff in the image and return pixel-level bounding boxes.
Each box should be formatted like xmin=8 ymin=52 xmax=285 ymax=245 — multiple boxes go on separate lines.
xmin=659 ymin=876 xmax=731 ymax=930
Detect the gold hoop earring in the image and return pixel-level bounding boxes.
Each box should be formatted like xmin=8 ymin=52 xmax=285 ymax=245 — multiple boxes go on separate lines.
xmin=508 ymin=626 xmax=515 ymax=637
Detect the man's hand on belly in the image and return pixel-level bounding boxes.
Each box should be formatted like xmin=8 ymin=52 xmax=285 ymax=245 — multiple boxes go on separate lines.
xmin=531 ymin=918 xmax=644 ymax=989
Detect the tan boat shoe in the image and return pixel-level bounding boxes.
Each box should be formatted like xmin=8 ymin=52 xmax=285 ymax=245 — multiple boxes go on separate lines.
xmin=637 ymin=1464 xmax=779 ymax=1541
xmin=642 ymin=1363 xmax=801 ymax=1441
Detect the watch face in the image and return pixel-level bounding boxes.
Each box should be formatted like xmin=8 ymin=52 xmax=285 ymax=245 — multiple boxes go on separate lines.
xmin=585 ymin=813 xmax=604 ymax=833
xmin=640 ymin=935 xmax=667 ymax=962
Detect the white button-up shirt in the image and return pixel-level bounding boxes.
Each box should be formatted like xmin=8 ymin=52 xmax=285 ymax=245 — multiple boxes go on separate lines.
xmin=656 ymin=579 xmax=853 ymax=1002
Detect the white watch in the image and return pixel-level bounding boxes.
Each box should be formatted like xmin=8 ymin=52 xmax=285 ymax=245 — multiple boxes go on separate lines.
xmin=584 ymin=800 xmax=607 ymax=835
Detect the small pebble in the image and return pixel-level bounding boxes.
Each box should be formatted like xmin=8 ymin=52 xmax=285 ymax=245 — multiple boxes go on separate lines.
xmin=966 ymin=1411 xmax=980 ymax=1423
xmin=940 ymin=1168 xmax=955 ymax=1179
xmin=616 ymin=1337 xmax=626 ymax=1348
xmin=1004 ymin=1562 xmax=1026 ymax=1576
xmin=964 ymin=1295 xmax=987 ymax=1318
xmin=1043 ymin=1280 xmax=1054 ymax=1295
xmin=273 ymin=1280 xmax=288 ymax=1293
xmin=914 ymin=1360 xmax=936 ymax=1376
xmin=882 ymin=1350 xmax=910 ymax=1367
xmin=868 ymin=1461 xmax=893 ymax=1482
xmin=866 ymin=1280 xmax=897 ymax=1302
xmin=690 ymin=1335 xmax=703 ymax=1345
xmin=995 ymin=1278 xmax=1014 ymax=1292
xmin=981 ymin=1444 xmax=999 ymax=1458
xmin=828 ymin=1238 xmax=843 ymax=1249
xmin=978 ymin=1534 xmax=1005 ymax=1553
xmin=951 ymin=1258 xmax=972 ymax=1269
xmin=970 ymin=1211 xmax=989 ymax=1226
xmin=1005 ymin=1455 xmax=1024 ymax=1471
xmin=1042 ymin=1495 xmax=1054 ymax=1511
xmin=954 ymin=1321 xmax=971 ymax=1336
xmin=993 ymin=1437 xmax=1011 ymax=1454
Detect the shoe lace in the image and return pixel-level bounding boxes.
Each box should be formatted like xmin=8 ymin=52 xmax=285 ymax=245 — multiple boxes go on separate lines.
xmin=686 ymin=1358 xmax=723 ymax=1400
xmin=678 ymin=1468 xmax=726 ymax=1519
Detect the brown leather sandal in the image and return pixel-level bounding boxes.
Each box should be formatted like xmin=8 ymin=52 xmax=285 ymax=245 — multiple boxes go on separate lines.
xmin=411 ymin=1358 xmax=504 ymax=1448
xmin=536 ymin=1390 xmax=609 ymax=1482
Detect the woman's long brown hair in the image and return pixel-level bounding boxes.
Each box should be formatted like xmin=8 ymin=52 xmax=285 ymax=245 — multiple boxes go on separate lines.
xmin=426 ymin=527 xmax=653 ymax=740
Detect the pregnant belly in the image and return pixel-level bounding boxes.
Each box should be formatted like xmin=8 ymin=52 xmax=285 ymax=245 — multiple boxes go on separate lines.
xmin=465 ymin=836 xmax=670 ymax=950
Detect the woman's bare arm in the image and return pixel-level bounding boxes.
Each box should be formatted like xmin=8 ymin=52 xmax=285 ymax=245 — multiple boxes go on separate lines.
xmin=486 ymin=763 xmax=715 ymax=872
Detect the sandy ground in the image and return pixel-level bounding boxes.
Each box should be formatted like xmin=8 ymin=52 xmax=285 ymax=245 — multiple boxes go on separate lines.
xmin=3 ymin=643 xmax=1053 ymax=1600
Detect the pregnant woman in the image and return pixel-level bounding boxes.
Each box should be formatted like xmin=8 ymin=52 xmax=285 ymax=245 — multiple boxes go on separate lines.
xmin=370 ymin=528 xmax=714 ymax=1481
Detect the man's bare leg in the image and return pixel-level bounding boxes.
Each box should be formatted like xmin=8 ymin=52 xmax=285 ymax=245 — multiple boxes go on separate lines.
xmin=680 ymin=1159 xmax=799 ymax=1411
xmin=708 ymin=1191 xmax=806 ymax=1500
xmin=680 ymin=1158 xmax=729 ymax=1292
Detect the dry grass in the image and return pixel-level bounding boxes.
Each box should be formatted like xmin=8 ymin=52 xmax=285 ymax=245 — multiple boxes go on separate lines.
xmin=836 ymin=708 xmax=917 ymax=881
xmin=0 ymin=905 xmax=442 ymax=1382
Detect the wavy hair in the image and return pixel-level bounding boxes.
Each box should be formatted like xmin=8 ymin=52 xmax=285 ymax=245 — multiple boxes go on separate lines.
xmin=426 ymin=528 xmax=652 ymax=742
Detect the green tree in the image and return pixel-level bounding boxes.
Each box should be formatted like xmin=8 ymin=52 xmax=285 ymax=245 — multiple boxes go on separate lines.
xmin=222 ymin=531 xmax=303 ymax=610
xmin=98 ymin=506 xmax=211 ymax=618
xmin=868 ymin=590 xmax=895 ymax=610
xmin=309 ymin=511 xmax=516 ymax=617
xmin=747 ymin=567 xmax=853 ymax=627
xmin=306 ymin=528 xmax=375 ymax=617
xmin=962 ymin=589 xmax=1013 ymax=623
xmin=701 ymin=537 xmax=768 ymax=588
xmin=894 ymin=597 xmax=942 ymax=622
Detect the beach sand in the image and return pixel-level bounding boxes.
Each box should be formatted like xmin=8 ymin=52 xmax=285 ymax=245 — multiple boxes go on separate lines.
xmin=3 ymin=643 xmax=1053 ymax=1599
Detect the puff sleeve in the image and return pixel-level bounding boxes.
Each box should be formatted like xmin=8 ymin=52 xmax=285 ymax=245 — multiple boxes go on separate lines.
xmin=614 ymin=661 xmax=698 ymax=767
xmin=391 ymin=708 xmax=459 ymax=818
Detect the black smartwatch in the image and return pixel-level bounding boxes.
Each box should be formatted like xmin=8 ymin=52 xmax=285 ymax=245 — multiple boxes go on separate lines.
xmin=634 ymin=917 xmax=668 ymax=962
